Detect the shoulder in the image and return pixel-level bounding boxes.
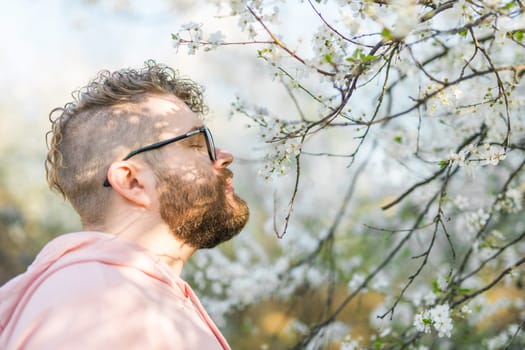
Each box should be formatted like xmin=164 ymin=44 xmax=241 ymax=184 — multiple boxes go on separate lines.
xmin=5 ymin=261 xmax=226 ymax=350
xmin=20 ymin=262 xmax=135 ymax=320
xmin=8 ymin=262 xmax=176 ymax=349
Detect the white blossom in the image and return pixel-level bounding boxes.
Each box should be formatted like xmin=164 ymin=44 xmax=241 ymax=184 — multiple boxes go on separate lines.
xmin=176 ymin=21 xmax=204 ymax=55
xmin=498 ymin=13 xmax=525 ymax=32
xmin=390 ymin=0 xmax=421 ymax=38
xmin=478 ymin=144 xmax=506 ymax=166
xmin=340 ymin=336 xmax=363 ymax=350
xmin=409 ymin=287 xmax=437 ymax=307
xmin=203 ymin=31 xmax=225 ymax=52
xmin=460 ymin=304 xmax=472 ymax=316
xmin=436 ymin=275 xmax=448 ymax=292
xmin=453 ymin=195 xmax=470 ymax=210
xmin=485 ymin=331 xmax=509 ymax=350
xmin=227 ymin=0 xmax=248 ymax=15
xmin=413 ymin=309 xmax=432 ymax=333
xmin=370 ymin=271 xmax=390 ymax=291
xmin=423 ymin=291 xmax=438 ymax=306
xmin=311 ymin=25 xmax=349 ymax=69
xmin=341 ymin=10 xmax=360 ymax=34
xmin=431 ymin=304 xmax=453 ymax=337
xmin=180 ymin=21 xmax=201 ymax=31
xmin=465 ymin=209 xmax=490 ymax=233
xmin=306 ymin=322 xmax=350 ymax=350
xmin=495 ymin=187 xmax=523 ymax=213
xmin=348 ymin=273 xmax=366 ymax=292
xmin=413 ymin=303 xmax=453 ymax=338
xmin=448 ymin=150 xmax=466 ymax=167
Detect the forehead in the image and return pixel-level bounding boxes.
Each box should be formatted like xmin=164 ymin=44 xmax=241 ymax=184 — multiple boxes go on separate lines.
xmin=142 ymin=94 xmax=203 ymax=138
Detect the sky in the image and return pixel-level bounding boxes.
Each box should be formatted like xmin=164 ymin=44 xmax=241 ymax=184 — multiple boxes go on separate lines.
xmin=0 ymin=0 xmax=260 ymax=148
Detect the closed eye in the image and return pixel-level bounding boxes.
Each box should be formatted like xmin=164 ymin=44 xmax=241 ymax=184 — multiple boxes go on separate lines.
xmin=183 ymin=133 xmax=207 ymax=150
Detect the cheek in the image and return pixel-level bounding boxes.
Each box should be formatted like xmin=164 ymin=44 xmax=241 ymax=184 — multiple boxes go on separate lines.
xmin=167 ymin=158 xmax=214 ymax=185
xmin=180 ymin=170 xmax=209 ymax=185
xmin=157 ymin=167 xmax=222 ymax=202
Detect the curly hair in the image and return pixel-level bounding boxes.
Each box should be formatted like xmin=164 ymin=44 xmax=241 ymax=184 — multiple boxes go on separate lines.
xmin=45 ymin=60 xmax=206 ymax=226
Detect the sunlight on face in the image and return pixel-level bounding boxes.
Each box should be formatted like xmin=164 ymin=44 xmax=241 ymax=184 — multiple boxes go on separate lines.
xmin=141 ymin=95 xmax=249 ymax=248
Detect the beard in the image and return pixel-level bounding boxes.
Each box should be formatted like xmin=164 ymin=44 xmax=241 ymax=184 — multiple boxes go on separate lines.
xmin=155 ymin=167 xmax=249 ymax=249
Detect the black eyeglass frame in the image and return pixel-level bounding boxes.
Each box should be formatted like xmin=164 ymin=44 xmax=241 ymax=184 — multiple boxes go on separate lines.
xmin=103 ymin=126 xmax=216 ymax=187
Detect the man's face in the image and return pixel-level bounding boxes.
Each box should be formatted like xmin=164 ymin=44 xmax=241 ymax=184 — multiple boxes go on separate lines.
xmin=148 ymin=96 xmax=249 ymax=248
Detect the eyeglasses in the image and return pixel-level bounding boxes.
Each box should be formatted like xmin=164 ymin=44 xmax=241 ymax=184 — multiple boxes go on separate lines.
xmin=103 ymin=126 xmax=216 ymax=187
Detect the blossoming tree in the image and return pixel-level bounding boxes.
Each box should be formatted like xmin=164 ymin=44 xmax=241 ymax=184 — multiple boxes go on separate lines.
xmin=173 ymin=0 xmax=525 ymax=349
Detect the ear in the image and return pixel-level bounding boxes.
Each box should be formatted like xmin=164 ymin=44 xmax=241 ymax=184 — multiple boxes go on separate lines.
xmin=105 ymin=160 xmax=154 ymax=208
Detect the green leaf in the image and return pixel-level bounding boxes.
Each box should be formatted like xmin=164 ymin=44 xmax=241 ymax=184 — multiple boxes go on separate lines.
xmin=360 ymin=54 xmax=378 ymax=62
xmin=394 ymin=136 xmax=402 ymax=143
xmin=423 ymin=318 xmax=433 ymax=325
xmin=458 ymin=29 xmax=468 ymax=37
xmin=514 ymin=30 xmax=524 ymax=42
xmin=381 ymin=28 xmax=392 ymax=40
xmin=439 ymin=160 xmax=449 ymax=168
xmin=432 ymin=279 xmax=442 ymax=293
xmin=373 ymin=338 xmax=384 ymax=349
xmin=324 ymin=53 xmax=333 ymax=64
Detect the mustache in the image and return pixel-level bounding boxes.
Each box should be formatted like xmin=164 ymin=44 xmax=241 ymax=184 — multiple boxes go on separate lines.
xmin=218 ymin=168 xmax=233 ymax=182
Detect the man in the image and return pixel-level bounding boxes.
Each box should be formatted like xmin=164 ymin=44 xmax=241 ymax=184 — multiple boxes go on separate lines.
xmin=0 ymin=60 xmax=249 ymax=349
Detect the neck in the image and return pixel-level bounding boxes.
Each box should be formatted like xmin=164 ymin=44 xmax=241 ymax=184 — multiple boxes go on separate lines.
xmin=86 ymin=209 xmax=196 ymax=277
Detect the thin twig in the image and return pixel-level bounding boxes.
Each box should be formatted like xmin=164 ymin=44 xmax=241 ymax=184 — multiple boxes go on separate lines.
xmin=451 ymin=255 xmax=525 ymax=308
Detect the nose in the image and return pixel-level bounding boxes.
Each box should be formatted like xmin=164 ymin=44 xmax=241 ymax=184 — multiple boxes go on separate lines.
xmin=213 ymin=148 xmax=233 ymax=169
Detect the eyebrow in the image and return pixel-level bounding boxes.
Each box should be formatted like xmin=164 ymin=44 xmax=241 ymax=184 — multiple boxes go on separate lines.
xmin=187 ymin=125 xmax=204 ymax=132
xmin=179 ymin=126 xmax=206 ymax=142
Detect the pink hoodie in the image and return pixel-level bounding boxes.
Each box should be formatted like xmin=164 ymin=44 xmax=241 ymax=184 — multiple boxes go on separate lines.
xmin=0 ymin=232 xmax=231 ymax=350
